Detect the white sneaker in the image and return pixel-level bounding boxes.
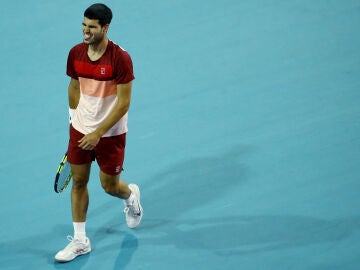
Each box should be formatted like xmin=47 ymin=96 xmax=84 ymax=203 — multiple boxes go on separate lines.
xmin=124 ymin=184 xmax=143 ymax=228
xmin=55 ymin=236 xmax=91 ymax=263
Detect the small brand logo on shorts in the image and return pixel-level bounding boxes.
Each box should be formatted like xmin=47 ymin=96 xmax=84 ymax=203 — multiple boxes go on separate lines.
xmin=100 ymin=67 xmax=106 ymax=75
xmin=115 ymin=166 xmax=121 ymax=173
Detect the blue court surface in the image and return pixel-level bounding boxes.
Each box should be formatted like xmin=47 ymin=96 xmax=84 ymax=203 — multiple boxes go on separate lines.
xmin=1 ymin=0 xmax=359 ymax=269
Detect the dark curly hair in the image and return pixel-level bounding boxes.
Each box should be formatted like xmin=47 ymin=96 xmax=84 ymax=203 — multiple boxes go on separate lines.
xmin=84 ymin=3 xmax=113 ymax=26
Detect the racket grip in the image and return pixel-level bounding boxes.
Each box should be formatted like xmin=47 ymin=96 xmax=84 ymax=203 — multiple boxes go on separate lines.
xmin=69 ymin=108 xmax=75 ymax=123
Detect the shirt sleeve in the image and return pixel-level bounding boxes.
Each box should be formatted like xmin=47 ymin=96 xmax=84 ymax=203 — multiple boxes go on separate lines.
xmin=66 ymin=47 xmax=78 ymax=79
xmin=114 ymin=49 xmax=135 ymax=84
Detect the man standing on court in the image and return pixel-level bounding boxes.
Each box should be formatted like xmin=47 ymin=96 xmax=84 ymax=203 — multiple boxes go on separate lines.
xmin=55 ymin=3 xmax=143 ymax=263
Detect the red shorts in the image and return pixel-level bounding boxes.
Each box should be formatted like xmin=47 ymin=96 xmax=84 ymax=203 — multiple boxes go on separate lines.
xmin=67 ymin=125 xmax=126 ymax=175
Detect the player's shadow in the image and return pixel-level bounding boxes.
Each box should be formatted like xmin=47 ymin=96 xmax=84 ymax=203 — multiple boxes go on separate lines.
xmin=0 ymin=216 xmax=359 ymax=269
xmin=86 ymin=224 xmax=138 ymax=270
xmin=113 ymin=233 xmax=138 ymax=269
xmin=140 ymin=144 xmax=250 ymax=222
xmin=138 ymin=215 xmax=360 ymax=256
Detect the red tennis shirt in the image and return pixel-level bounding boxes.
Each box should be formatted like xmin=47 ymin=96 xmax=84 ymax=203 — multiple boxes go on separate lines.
xmin=66 ymin=40 xmax=135 ymax=137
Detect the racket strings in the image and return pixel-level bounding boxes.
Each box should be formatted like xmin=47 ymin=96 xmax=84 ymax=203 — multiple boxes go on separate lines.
xmin=55 ymin=158 xmax=72 ymax=193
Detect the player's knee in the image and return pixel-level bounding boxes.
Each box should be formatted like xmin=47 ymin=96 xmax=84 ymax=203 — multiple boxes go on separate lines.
xmin=101 ymin=181 xmax=117 ymax=195
xmin=72 ymin=175 xmax=88 ymax=189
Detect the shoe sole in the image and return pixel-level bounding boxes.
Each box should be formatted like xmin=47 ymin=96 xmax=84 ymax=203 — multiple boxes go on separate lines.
xmin=55 ymin=248 xmax=91 ymax=263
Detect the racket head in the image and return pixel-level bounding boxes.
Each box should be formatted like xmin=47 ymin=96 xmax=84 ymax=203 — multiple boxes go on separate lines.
xmin=54 ymin=152 xmax=73 ymax=193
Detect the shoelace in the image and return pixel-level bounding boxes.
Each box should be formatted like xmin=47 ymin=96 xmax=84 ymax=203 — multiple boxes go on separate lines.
xmin=67 ymin=235 xmax=75 ymax=242
xmin=63 ymin=236 xmax=88 ymax=253
xmin=62 ymin=236 xmax=79 ymax=251
xmin=65 ymin=236 xmax=86 ymax=246
xmin=124 ymin=202 xmax=140 ymax=216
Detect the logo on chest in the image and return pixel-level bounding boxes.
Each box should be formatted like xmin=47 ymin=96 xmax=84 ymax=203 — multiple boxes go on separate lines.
xmin=96 ymin=64 xmax=113 ymax=78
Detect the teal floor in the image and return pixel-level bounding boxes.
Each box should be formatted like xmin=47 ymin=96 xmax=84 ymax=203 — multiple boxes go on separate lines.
xmin=0 ymin=0 xmax=359 ymax=269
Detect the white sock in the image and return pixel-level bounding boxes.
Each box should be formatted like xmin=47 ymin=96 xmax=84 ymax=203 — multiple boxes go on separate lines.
xmin=73 ymin=222 xmax=86 ymax=241
xmin=125 ymin=192 xmax=135 ymax=205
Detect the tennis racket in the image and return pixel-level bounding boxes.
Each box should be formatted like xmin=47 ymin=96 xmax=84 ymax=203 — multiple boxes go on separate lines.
xmin=54 ymin=152 xmax=72 ymax=193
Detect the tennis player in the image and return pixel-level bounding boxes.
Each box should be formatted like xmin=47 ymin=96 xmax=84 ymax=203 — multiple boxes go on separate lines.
xmin=55 ymin=3 xmax=143 ymax=262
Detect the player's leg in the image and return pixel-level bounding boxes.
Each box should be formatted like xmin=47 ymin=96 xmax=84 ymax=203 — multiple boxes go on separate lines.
xmin=96 ymin=132 xmax=130 ymax=199
xmin=55 ymin=125 xmax=93 ymax=263
xmin=99 ymin=170 xmax=131 ymax=198
xmin=96 ymin=133 xmax=143 ymax=228
xmin=55 ymin=163 xmax=92 ymax=263
xmin=99 ymin=171 xmax=143 ymax=228
xmin=71 ymin=163 xmax=91 ymax=222
xmin=66 ymin=125 xmax=93 ymax=222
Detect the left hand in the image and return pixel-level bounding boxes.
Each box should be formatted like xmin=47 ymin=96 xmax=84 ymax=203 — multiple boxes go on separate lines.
xmin=78 ymin=132 xmax=101 ymax=150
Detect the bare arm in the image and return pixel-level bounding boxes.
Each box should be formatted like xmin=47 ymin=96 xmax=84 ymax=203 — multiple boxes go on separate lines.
xmin=68 ymin=78 xmax=80 ymax=109
xmin=78 ymin=81 xmax=133 ymax=150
